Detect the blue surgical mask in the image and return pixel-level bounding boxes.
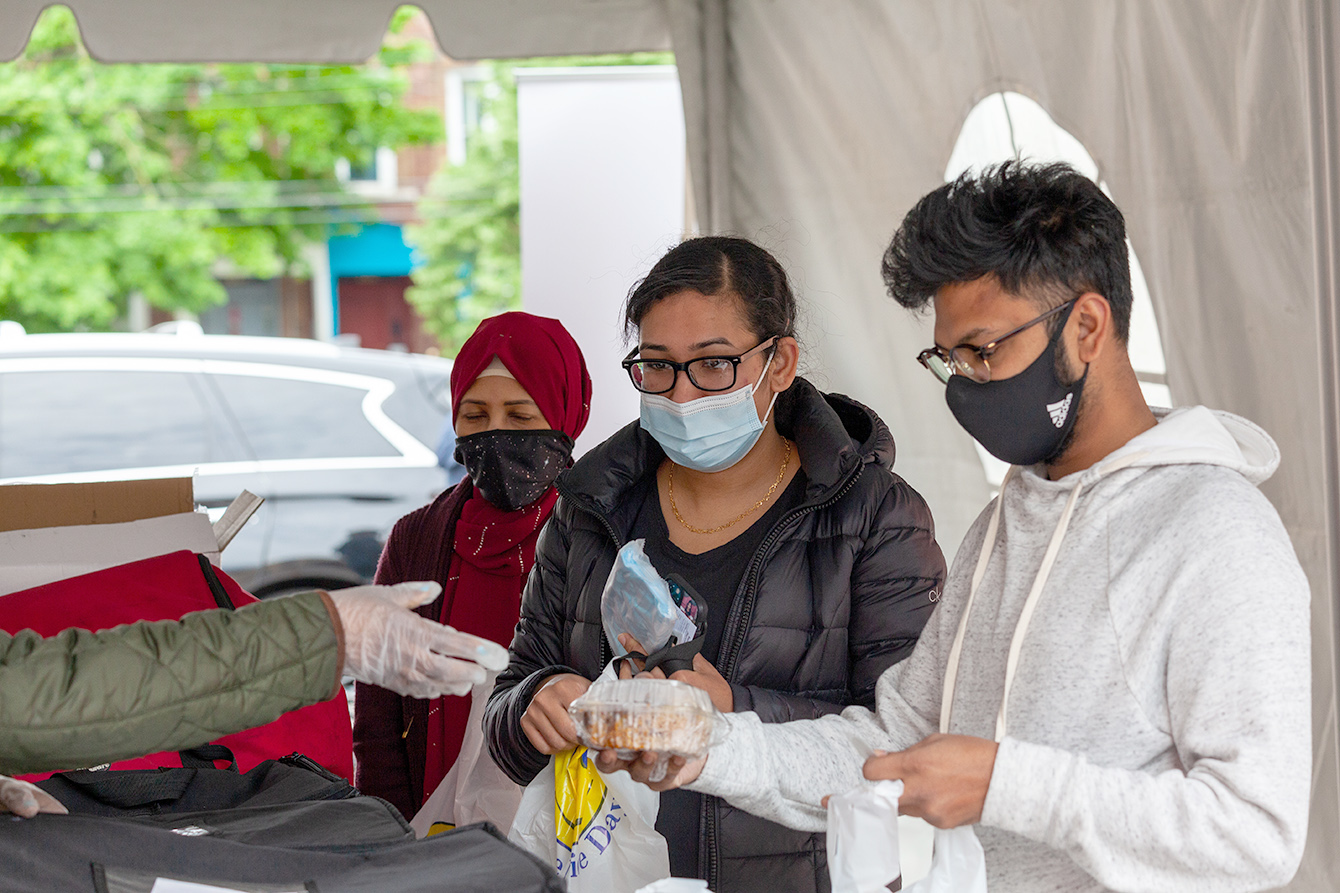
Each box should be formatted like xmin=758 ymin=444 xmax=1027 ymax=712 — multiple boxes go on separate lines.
xmin=639 ymin=355 xmax=779 ymax=473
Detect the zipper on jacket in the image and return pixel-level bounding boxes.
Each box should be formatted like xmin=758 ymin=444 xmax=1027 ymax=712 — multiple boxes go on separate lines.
xmin=704 ymin=463 xmax=867 ymax=890
xmin=719 ymin=465 xmax=866 ymax=680
xmin=555 ymin=479 xmax=625 ymax=670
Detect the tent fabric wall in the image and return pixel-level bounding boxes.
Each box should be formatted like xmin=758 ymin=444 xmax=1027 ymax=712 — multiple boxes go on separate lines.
xmin=2 ymin=0 xmax=1337 ymax=887
xmin=667 ymin=2 xmax=1339 ymax=889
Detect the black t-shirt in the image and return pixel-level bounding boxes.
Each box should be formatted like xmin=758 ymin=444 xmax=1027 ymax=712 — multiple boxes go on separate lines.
xmin=625 ymin=468 xmax=808 ymax=879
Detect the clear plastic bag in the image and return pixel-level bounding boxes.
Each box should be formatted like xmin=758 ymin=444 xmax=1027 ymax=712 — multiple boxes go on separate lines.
xmin=601 ymin=540 xmax=682 ymax=657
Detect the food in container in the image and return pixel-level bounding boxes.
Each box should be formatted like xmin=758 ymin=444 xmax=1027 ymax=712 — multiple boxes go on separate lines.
xmin=569 ymin=678 xmax=721 ymax=780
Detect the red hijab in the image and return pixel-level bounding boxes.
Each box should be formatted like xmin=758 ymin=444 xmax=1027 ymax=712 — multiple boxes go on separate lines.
xmin=448 ymin=312 xmax=592 ymax=441
xmin=423 ymin=312 xmax=591 ymax=801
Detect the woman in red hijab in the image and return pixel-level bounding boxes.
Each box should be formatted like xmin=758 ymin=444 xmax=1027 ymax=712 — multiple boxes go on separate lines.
xmin=352 ymin=312 xmax=591 ymax=819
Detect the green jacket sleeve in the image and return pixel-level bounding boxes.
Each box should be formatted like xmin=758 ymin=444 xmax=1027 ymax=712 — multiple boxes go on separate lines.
xmin=0 ymin=590 xmax=340 ymax=775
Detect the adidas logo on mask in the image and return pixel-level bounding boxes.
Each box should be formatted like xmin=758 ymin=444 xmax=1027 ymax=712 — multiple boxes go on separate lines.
xmin=1047 ymin=394 xmax=1073 ymax=428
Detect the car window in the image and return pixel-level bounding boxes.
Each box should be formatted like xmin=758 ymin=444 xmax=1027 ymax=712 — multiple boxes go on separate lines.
xmin=208 ymin=374 xmax=401 ymax=460
xmin=0 ymin=369 xmax=232 ymax=477
xmin=377 ymin=357 xmax=452 ymax=448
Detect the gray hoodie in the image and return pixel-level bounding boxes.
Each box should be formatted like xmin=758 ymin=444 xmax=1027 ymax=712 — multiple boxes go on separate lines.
xmin=688 ymin=406 xmax=1311 ymax=892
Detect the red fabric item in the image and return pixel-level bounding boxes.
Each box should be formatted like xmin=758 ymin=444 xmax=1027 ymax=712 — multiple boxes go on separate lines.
xmin=419 ymin=490 xmax=559 ymax=800
xmin=448 ymin=311 xmax=593 ymax=440
xmin=0 ymin=550 xmax=353 ymax=782
xmin=417 ymin=313 xmax=591 ymax=802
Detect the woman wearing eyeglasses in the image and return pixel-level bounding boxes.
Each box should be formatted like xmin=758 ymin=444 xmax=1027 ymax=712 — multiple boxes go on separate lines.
xmin=483 ymin=237 xmax=947 ymax=893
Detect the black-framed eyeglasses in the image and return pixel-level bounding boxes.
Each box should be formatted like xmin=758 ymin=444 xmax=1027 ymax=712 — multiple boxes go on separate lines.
xmin=622 ymin=336 xmax=779 ymax=394
xmin=915 ymin=299 xmax=1076 ymax=384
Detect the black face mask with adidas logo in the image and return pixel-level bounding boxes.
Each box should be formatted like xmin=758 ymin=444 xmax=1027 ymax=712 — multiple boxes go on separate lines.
xmin=945 ymin=308 xmax=1088 ymax=467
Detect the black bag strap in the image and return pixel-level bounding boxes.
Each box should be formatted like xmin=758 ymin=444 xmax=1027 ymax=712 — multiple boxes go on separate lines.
xmin=179 ymin=744 xmax=238 ymax=771
xmin=644 ymin=636 xmax=706 ymax=676
xmin=618 ymin=651 xmax=647 ymax=677
xmin=55 ymin=768 xmax=196 ymax=809
xmin=196 ymin=553 xmax=236 ymax=610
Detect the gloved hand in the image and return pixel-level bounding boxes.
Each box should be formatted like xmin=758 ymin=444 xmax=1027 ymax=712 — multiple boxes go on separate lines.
xmin=330 ymin=582 xmax=510 ymax=699
xmin=0 ymin=775 xmax=68 ymax=818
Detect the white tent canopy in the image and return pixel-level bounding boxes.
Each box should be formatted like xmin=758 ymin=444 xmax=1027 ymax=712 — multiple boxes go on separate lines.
xmin=0 ymin=0 xmax=672 ymax=64
xmin=5 ymin=2 xmax=1338 ymax=890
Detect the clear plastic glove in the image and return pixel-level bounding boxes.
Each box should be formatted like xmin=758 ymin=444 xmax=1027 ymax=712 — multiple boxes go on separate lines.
xmin=330 ymin=581 xmax=510 ymax=699
xmin=0 ymin=775 xmax=67 ymax=818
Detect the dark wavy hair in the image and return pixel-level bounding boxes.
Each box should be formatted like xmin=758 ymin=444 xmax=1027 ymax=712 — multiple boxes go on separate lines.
xmin=881 ymin=161 xmax=1133 ymax=341
xmin=623 ymin=236 xmax=797 ymax=343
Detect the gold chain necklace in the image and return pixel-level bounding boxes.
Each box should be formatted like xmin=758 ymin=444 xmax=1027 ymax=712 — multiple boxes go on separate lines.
xmin=668 ymin=438 xmax=792 ymax=535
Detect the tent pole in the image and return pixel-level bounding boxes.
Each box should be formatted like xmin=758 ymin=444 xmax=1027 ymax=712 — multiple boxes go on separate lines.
xmin=1306 ymin=0 xmax=1340 ymax=729
xmin=703 ymin=0 xmax=730 ymax=234
xmin=1304 ymin=0 xmax=1340 ymax=889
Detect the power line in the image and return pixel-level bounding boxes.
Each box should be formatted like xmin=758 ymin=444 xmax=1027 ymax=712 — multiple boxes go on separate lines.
xmin=0 ymin=192 xmax=374 ymax=215
xmin=0 ymin=180 xmax=348 ymax=199
xmin=0 ymin=179 xmax=499 ymax=209
xmin=0 ymin=201 xmax=494 ymax=233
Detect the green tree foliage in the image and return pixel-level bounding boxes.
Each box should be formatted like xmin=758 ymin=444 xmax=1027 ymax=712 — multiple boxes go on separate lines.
xmin=406 ymin=61 xmax=519 ymax=353
xmin=407 ymin=53 xmax=673 ymax=354
xmin=0 ymin=6 xmax=441 ymax=332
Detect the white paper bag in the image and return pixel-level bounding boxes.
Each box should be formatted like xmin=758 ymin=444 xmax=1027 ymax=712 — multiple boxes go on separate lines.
xmin=410 ymin=671 xmax=523 ymax=838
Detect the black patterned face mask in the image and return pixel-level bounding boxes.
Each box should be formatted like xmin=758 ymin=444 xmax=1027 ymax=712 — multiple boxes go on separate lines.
xmin=453 ymin=429 xmax=575 ymax=511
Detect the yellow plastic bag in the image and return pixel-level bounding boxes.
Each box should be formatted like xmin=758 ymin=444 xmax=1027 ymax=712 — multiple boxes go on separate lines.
xmin=554 ymin=748 xmax=610 ymax=851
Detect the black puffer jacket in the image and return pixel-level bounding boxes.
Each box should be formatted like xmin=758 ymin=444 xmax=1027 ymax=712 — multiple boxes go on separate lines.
xmin=484 ymin=378 xmax=946 ymax=893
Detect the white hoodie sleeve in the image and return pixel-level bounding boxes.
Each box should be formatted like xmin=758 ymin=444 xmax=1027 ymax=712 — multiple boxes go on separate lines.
xmin=981 ymin=484 xmax=1312 ymax=892
xmin=688 ymin=577 xmax=960 ymax=829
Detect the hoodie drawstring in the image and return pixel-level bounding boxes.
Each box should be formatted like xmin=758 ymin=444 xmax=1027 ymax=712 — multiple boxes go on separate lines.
xmin=941 ymin=453 xmax=1149 ymax=740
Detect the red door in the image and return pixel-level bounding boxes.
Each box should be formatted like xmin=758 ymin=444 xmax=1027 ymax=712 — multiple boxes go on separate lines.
xmin=336 ymin=276 xmax=436 ymax=352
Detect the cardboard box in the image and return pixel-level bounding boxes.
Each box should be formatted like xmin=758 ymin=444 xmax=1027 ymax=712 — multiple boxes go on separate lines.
xmin=0 ymin=478 xmax=221 ymax=597
xmin=0 ymin=478 xmax=194 ymax=533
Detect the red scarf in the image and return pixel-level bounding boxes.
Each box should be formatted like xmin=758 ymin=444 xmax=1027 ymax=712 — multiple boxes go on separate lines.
xmin=420 ymin=488 xmax=559 ymax=800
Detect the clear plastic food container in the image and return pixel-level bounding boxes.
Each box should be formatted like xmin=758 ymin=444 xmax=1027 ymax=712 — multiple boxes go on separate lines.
xmin=569 ymin=678 xmax=725 ymax=781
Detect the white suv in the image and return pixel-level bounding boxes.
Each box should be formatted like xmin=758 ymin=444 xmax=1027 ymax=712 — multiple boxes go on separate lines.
xmin=0 ymin=331 xmax=453 ymax=596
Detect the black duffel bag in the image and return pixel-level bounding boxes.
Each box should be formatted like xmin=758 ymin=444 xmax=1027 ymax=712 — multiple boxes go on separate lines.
xmin=0 ymin=818 xmax=561 ymax=892
xmin=3 ymin=748 xmax=563 ymax=892
xmin=36 ymin=747 xmax=363 ymax=820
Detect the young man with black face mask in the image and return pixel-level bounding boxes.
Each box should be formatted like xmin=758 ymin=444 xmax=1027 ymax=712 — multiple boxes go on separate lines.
xmin=602 ymin=162 xmax=1312 ymax=893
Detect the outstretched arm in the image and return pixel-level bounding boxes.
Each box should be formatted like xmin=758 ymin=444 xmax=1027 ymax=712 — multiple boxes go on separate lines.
xmin=0 ymin=583 xmax=507 ymax=778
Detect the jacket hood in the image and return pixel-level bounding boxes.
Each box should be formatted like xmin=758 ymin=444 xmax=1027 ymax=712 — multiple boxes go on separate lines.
xmin=558 ymin=377 xmax=895 ymax=523
xmin=774 ymin=378 xmax=896 ymax=488
xmin=1083 ymin=405 xmax=1280 ymax=486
